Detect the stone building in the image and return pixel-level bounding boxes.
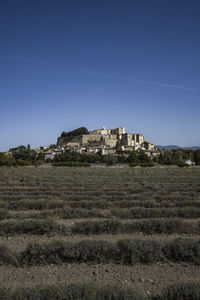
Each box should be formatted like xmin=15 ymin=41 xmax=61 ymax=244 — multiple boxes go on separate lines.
xmin=121 ymin=133 xmax=144 ymax=147
xmin=57 ymin=127 xmax=156 ymax=153
xmin=89 ymin=127 xmax=125 ymax=136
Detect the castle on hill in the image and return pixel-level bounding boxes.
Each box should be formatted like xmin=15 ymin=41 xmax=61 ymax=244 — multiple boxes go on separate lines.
xmin=57 ymin=127 xmax=156 ymax=155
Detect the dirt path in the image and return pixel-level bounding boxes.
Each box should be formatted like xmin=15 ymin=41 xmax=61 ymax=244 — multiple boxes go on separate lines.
xmin=1 ymin=262 xmax=199 ymax=296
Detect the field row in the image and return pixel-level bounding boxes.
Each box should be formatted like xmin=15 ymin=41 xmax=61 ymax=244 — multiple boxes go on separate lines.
xmin=0 ymin=219 xmax=199 ymax=236
xmin=0 ymin=282 xmax=199 ymax=300
xmin=2 ymin=206 xmax=200 ymax=220
xmin=0 ymin=169 xmax=199 ymax=210
xmin=1 ymin=237 xmax=200 ymax=266
xmin=1 ymin=199 xmax=200 ymax=211
xmin=0 ymin=168 xmax=200 ymax=185
xmin=0 ymin=167 xmax=200 ymax=299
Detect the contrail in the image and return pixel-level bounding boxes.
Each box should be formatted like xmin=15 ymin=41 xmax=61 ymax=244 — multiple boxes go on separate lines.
xmin=123 ymin=78 xmax=200 ymax=92
xmin=2 ymin=54 xmax=199 ymax=93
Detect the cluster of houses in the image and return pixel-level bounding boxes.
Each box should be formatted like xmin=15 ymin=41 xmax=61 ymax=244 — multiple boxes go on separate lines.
xmin=36 ymin=127 xmax=159 ymax=161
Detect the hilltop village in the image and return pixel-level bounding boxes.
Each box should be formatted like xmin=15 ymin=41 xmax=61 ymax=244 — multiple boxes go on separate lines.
xmin=1 ymin=126 xmax=198 ymax=167
xmin=41 ymin=126 xmax=158 ymax=161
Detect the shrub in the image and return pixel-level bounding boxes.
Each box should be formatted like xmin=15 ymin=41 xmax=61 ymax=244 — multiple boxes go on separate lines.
xmin=161 ymin=282 xmax=200 ymax=300
xmin=164 ymin=238 xmax=200 ymax=264
xmin=0 ymin=244 xmax=18 ymax=266
xmin=116 ymin=239 xmax=162 ymax=264
xmin=0 ymin=201 xmax=8 ymax=209
xmin=9 ymin=200 xmax=64 ymax=210
xmin=104 ymin=155 xmax=116 ymax=166
xmin=52 ymin=162 xmax=90 ymax=167
xmin=76 ymin=239 xmax=115 ymax=263
xmin=20 ymin=238 xmax=162 ymax=266
xmin=20 ymin=239 xmax=115 ymax=265
xmin=1 ymin=238 xmax=200 ymax=267
xmin=129 ymin=163 xmax=139 ymax=167
xmin=0 ymin=209 xmax=9 ymax=220
xmin=72 ymin=219 xmax=195 ymax=235
xmin=20 ymin=241 xmax=64 ymax=265
xmin=10 ymin=199 xmax=48 ymax=210
xmin=69 ymin=200 xmax=108 ymax=209
xmin=13 ymin=159 xmax=31 ymax=166
xmin=0 ymin=283 xmax=143 ymax=300
xmin=62 ymin=207 xmax=106 ymax=219
xmin=72 ymin=219 xmax=121 ymax=234
xmin=112 ymin=207 xmax=200 ymax=219
xmin=177 ymin=162 xmax=188 ymax=167
xmin=126 ymin=219 xmax=195 ymax=234
xmin=0 ymin=219 xmax=65 ymax=235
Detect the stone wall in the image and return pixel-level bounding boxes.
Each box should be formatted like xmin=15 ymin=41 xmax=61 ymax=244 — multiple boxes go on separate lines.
xmin=103 ymin=134 xmax=117 ymax=147
xmin=82 ymin=134 xmax=117 ymax=147
xmin=57 ymin=127 xmax=151 ymax=151
xmin=82 ymin=134 xmax=103 ymax=144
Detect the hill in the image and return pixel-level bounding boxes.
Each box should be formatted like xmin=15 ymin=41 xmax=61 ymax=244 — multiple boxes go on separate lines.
xmin=156 ymin=145 xmax=200 ymax=151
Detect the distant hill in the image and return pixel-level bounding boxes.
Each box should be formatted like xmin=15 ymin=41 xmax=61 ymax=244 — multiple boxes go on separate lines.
xmin=156 ymin=145 xmax=200 ymax=151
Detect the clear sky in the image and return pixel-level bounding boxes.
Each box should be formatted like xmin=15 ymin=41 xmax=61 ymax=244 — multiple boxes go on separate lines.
xmin=0 ymin=0 xmax=199 ymax=151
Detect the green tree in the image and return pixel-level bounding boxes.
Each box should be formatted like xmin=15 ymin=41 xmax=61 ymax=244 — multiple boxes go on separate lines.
xmin=0 ymin=153 xmax=13 ymax=166
xmin=61 ymin=127 xmax=88 ymax=137
xmin=194 ymin=150 xmax=200 ymax=164
xmin=171 ymin=150 xmax=183 ymax=164
xmin=9 ymin=145 xmax=37 ymax=163
xmin=127 ymin=151 xmax=139 ymax=163
xmin=138 ymin=152 xmax=150 ymax=163
xmin=159 ymin=151 xmax=172 ymax=165
xmin=103 ymin=155 xmax=116 ymax=166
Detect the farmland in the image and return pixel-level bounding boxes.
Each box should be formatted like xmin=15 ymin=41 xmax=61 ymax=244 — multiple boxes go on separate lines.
xmin=0 ymin=166 xmax=200 ymax=299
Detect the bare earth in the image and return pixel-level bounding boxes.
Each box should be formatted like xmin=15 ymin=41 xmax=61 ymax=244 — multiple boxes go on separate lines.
xmin=1 ymin=263 xmax=199 ymax=297
xmin=0 ymin=167 xmax=200 ymax=297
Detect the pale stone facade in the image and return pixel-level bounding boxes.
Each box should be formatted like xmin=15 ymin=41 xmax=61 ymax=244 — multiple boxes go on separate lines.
xmin=89 ymin=127 xmax=125 ymax=136
xmin=57 ymin=127 xmax=156 ymax=154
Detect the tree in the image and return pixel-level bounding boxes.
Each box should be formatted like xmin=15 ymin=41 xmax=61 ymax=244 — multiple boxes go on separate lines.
xmin=103 ymin=155 xmax=116 ymax=166
xmin=9 ymin=145 xmax=37 ymax=163
xmin=127 ymin=151 xmax=139 ymax=163
xmin=171 ymin=150 xmax=183 ymax=164
xmin=138 ymin=152 xmax=150 ymax=163
xmin=61 ymin=127 xmax=88 ymax=137
xmin=194 ymin=150 xmax=200 ymax=164
xmin=0 ymin=153 xmax=13 ymax=166
xmin=158 ymin=151 xmax=172 ymax=165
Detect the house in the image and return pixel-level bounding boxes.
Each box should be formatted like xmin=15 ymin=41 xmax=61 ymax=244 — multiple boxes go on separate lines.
xmin=185 ymin=159 xmax=195 ymax=166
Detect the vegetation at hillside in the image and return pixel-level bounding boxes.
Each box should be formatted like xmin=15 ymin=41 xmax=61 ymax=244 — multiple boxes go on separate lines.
xmin=0 ymin=145 xmax=44 ymax=166
xmin=54 ymin=151 xmax=101 ymax=163
xmin=156 ymin=149 xmax=195 ymax=166
xmin=0 ymin=143 xmax=200 ymax=167
xmin=194 ymin=149 xmax=200 ymax=165
xmin=61 ymin=127 xmax=88 ymax=137
xmin=53 ymin=148 xmax=200 ymax=167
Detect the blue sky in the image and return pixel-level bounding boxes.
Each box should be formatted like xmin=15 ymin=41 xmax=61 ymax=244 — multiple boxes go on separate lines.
xmin=0 ymin=0 xmax=199 ymax=151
